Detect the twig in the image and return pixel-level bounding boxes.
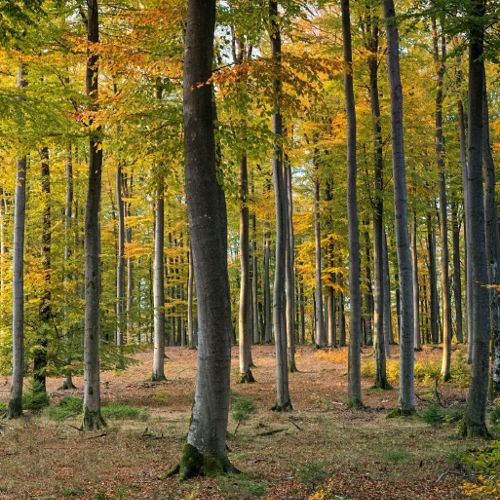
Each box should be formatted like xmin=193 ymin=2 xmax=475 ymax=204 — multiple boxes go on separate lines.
xmin=258 ymin=428 xmax=287 ymax=436
xmin=436 ymin=471 xmax=465 ymax=483
xmin=87 ymin=433 xmax=107 ymax=439
xmin=67 ymin=424 xmax=83 ymax=432
xmin=288 ymin=418 xmax=302 ymax=431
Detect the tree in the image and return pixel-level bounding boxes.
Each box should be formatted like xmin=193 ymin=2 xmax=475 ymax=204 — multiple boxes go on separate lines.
xmin=81 ymin=0 xmax=105 ymax=431
xmin=383 ymin=0 xmax=415 ymax=415
xmin=170 ymin=0 xmax=235 ymax=478
xmin=342 ymin=0 xmax=362 ymax=408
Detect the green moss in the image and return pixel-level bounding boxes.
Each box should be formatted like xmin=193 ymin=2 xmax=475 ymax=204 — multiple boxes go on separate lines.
xmin=346 ymin=398 xmax=363 ymax=409
xmin=7 ymin=398 xmax=23 ymax=419
xmin=270 ymin=400 xmax=293 ymax=412
xmin=386 ymin=407 xmax=416 ymax=419
xmin=458 ymin=415 xmax=492 ymax=439
xmin=80 ymin=405 xmax=106 ymax=431
xmin=374 ymin=378 xmax=393 ymax=391
xmin=237 ymin=370 xmax=256 ymax=384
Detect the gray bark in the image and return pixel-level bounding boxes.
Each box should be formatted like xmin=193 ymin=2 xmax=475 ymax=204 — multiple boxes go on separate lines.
xmin=411 ymin=207 xmax=421 ymax=351
xmin=342 ymin=0 xmax=362 ymax=406
xmin=187 ymin=242 xmax=195 ymax=349
xmin=313 ymin=161 xmax=325 ymax=347
xmin=427 ymin=214 xmax=439 ymax=343
xmin=82 ymin=0 xmax=105 ymax=431
xmin=383 ymin=0 xmax=414 ymax=413
xmin=252 ymin=213 xmax=260 ymax=344
xmin=451 ymin=203 xmax=464 ymax=344
xmin=179 ymin=0 xmax=234 ymax=476
xmin=116 ymin=164 xmax=125 ymax=347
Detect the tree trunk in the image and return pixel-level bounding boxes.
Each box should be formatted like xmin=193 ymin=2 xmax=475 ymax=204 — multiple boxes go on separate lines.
xmin=411 ymin=206 xmax=421 ymax=351
xmin=383 ymin=0 xmax=414 ymax=414
xmin=432 ymin=23 xmax=452 ymax=380
xmin=342 ymin=0 xmax=362 ymax=407
xmin=313 ymin=159 xmax=325 ymax=347
xmin=125 ymin=174 xmax=133 ymax=342
xmin=173 ymin=0 xmax=235 ymax=478
xmin=285 ymin=162 xmax=297 ymax=372
xmin=116 ymin=164 xmax=125 ymax=348
xmin=270 ymin=0 xmax=292 ymax=412
xmin=8 ymin=60 xmax=27 ymax=417
xmin=427 ymin=214 xmax=439 ymax=343
xmin=363 ymin=227 xmax=373 ymax=347
xmin=82 ymin=0 xmax=105 ymax=431
xmin=187 ymin=242 xmax=196 ymax=349
xmin=152 ymin=181 xmax=166 ymax=381
xmin=251 ymin=213 xmax=260 ymax=345
xmin=460 ymin=0 xmax=490 ymax=437
xmin=263 ymin=213 xmax=272 ymax=343
xmin=482 ymin=73 xmax=500 ymax=399
xmin=451 ymin=203 xmax=464 ymax=344
xmin=339 ymin=291 xmax=346 ymax=347
xmin=34 ymin=147 xmax=51 ymax=393
xmin=238 ymin=152 xmax=254 ymax=383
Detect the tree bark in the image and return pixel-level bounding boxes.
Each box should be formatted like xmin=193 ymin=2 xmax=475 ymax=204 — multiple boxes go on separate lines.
xmin=82 ymin=0 xmax=105 ymax=431
xmin=116 ymin=164 xmax=125 ymax=348
xmin=411 ymin=206 xmax=421 ymax=351
xmin=427 ymin=214 xmax=439 ymax=344
xmin=451 ymin=203 xmax=464 ymax=344
xmin=152 ymin=181 xmax=166 ymax=381
xmin=383 ymin=0 xmax=415 ymax=414
xmin=313 ymin=158 xmax=325 ymax=347
xmin=460 ymin=0 xmax=490 ymax=437
xmin=176 ymin=0 xmax=234 ymax=477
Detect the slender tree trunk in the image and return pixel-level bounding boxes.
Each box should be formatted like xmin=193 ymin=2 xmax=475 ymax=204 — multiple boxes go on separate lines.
xmin=451 ymin=203 xmax=464 ymax=344
xmin=125 ymin=174 xmax=133 ymax=342
xmin=460 ymin=0 xmax=490 ymax=437
xmin=152 ymin=181 xmax=166 ymax=381
xmin=252 ymin=213 xmax=259 ymax=345
xmin=82 ymin=0 xmax=105 ymax=431
xmin=300 ymin=280 xmax=305 ymax=344
xmin=263 ymin=214 xmax=272 ymax=343
xmin=383 ymin=0 xmax=414 ymax=414
xmin=8 ymin=61 xmax=27 ymax=417
xmin=363 ymin=228 xmax=373 ymax=346
xmin=382 ymin=232 xmax=392 ymax=359
xmin=285 ymin=163 xmax=297 ymax=372
xmin=313 ymin=159 xmax=325 ymax=347
xmin=34 ymin=147 xmax=51 ymax=393
xmin=339 ymin=291 xmax=346 ymax=347
xmin=427 ymin=214 xmax=439 ymax=343
xmin=342 ymin=0 xmax=362 ymax=406
xmin=238 ymin=152 xmax=254 ymax=383
xmin=411 ymin=206 xmax=421 ymax=351
xmin=116 ymin=164 xmax=125 ymax=347
xmin=432 ymin=23 xmax=452 ymax=380
xmin=175 ymin=0 xmax=234 ymax=477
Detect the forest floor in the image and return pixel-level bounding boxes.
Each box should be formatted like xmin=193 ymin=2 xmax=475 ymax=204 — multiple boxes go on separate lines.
xmin=0 ymin=344 xmax=490 ymax=500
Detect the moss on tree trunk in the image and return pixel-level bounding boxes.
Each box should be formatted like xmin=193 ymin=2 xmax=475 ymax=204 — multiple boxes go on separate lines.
xmin=80 ymin=406 xmax=106 ymax=431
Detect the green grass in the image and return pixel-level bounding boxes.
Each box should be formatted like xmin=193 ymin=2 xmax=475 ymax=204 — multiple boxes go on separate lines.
xmin=101 ymin=401 xmax=148 ymax=420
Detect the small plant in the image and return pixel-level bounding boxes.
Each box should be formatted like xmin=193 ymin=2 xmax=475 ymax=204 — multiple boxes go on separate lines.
xmin=101 ymin=401 xmax=148 ymax=420
xmin=231 ymin=396 xmax=257 ymax=435
xmin=491 ymin=407 xmax=500 ymax=426
xmin=0 ymin=401 xmax=7 ymax=416
xmin=152 ymin=390 xmax=169 ymax=405
xmin=42 ymin=396 xmax=83 ymax=421
xmin=381 ymin=448 xmax=409 ymax=465
xmin=22 ymin=380 xmax=50 ymax=410
xmin=297 ymin=460 xmax=328 ymax=491
xmin=216 ymin=473 xmax=268 ymax=500
xmin=62 ymin=489 xmax=85 ymax=497
xmin=421 ymin=404 xmax=464 ymax=427
xmin=450 ymin=351 xmax=470 ymax=388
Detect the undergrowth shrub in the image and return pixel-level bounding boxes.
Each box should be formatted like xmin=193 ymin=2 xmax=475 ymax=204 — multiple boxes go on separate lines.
xmin=461 ymin=441 xmax=500 ymax=498
xmin=42 ymin=396 xmax=83 ymax=421
xmin=297 ymin=460 xmax=328 ymax=491
xmin=101 ymin=401 xmax=148 ymax=420
xmin=380 ymin=448 xmax=409 ymax=465
xmin=421 ymin=404 xmax=464 ymax=426
xmin=23 ymin=380 xmax=50 ymax=410
xmin=231 ymin=396 xmax=257 ymax=435
xmin=0 ymin=400 xmax=7 ymax=416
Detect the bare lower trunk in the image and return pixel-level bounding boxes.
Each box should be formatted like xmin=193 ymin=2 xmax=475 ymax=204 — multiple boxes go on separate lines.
xmin=411 ymin=206 xmax=421 ymax=351
xmin=116 ymin=164 xmax=125 ymax=347
xmin=263 ymin=217 xmax=272 ymax=343
xmin=313 ymin=166 xmax=325 ymax=347
xmin=427 ymin=214 xmax=439 ymax=344
xmin=452 ymin=203 xmax=464 ymax=344
xmin=252 ymin=214 xmax=260 ymax=345
xmin=187 ymin=243 xmax=195 ymax=348
xmin=152 ymin=184 xmax=166 ymax=381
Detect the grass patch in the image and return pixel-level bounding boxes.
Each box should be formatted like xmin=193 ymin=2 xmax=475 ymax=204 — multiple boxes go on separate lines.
xmin=216 ymin=473 xmax=268 ymax=499
xmin=0 ymin=400 xmax=7 ymax=416
xmin=101 ymin=401 xmax=148 ymax=420
xmin=42 ymin=396 xmax=83 ymax=421
xmin=381 ymin=448 xmax=409 ymax=465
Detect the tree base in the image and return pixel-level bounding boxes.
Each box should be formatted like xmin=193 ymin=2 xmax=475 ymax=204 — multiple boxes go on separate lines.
xmin=373 ymin=378 xmax=393 ymax=391
xmin=163 ymin=443 xmax=236 ymax=481
xmin=238 ymin=370 xmax=255 ymax=384
xmin=441 ymin=373 xmax=451 ymax=383
xmin=59 ymin=378 xmax=77 ymax=390
xmin=288 ymin=362 xmax=299 ymax=373
xmin=271 ymin=400 xmax=293 ymax=412
xmin=80 ymin=406 xmax=106 ymax=431
xmin=149 ymin=372 xmax=167 ymax=382
xmin=458 ymin=416 xmax=492 ymax=439
xmin=7 ymin=398 xmax=23 ymax=419
xmin=386 ymin=407 xmax=416 ymax=419
xmin=346 ymin=398 xmax=363 ymax=409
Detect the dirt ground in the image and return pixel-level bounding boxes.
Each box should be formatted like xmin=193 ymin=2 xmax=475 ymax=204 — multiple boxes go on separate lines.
xmin=0 ymin=344 xmax=486 ymax=499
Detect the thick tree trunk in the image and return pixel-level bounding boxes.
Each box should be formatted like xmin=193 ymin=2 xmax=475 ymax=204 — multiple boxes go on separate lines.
xmin=383 ymin=0 xmax=414 ymax=414
xmin=82 ymin=0 xmax=105 ymax=431
xmin=8 ymin=146 xmax=27 ymax=418
xmin=152 ymin=182 xmax=166 ymax=381
xmin=173 ymin=0 xmax=235 ymax=478
xmin=187 ymin=242 xmax=196 ymax=349
xmin=461 ymin=1 xmax=490 ymax=437
xmin=483 ymin=75 xmax=500 ymax=398
xmin=238 ymin=152 xmax=254 ymax=383
xmin=342 ymin=0 xmax=362 ymax=407
xmin=269 ymin=1 xmax=292 ymax=411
